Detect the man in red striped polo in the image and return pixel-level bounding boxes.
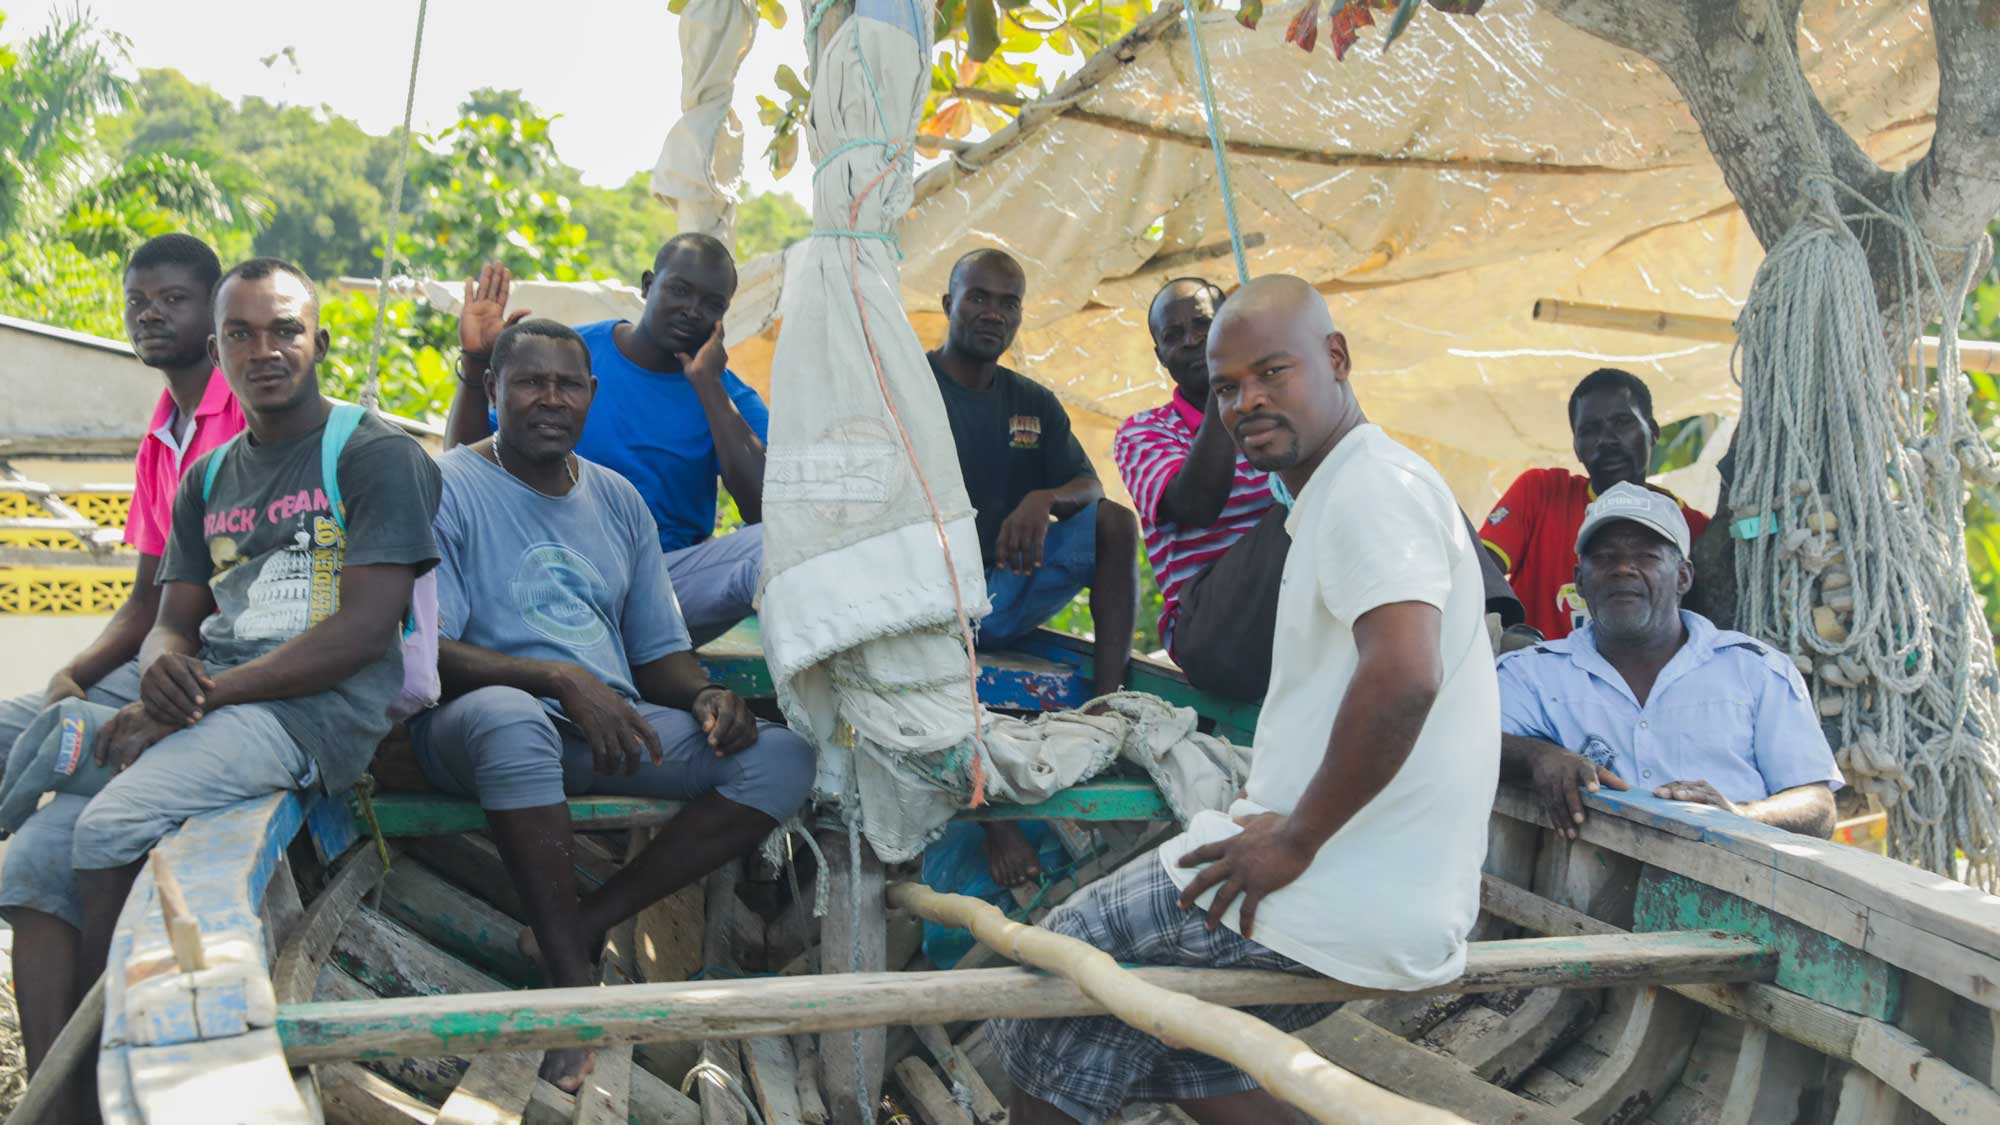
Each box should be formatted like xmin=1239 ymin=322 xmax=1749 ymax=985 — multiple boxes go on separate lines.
xmin=1113 ymin=278 xmax=1282 ymax=698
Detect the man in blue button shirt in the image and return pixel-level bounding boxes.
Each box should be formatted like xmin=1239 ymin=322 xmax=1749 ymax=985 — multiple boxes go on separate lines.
xmin=1497 ymin=483 xmax=1842 ymax=838
xmin=446 ymin=241 xmax=768 ymax=646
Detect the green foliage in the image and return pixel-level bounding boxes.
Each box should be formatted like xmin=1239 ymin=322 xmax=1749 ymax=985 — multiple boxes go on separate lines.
xmin=0 ymin=235 xmax=124 ymax=338
xmin=394 ymin=90 xmax=595 ymax=282
xmin=1651 ymin=414 xmax=1716 ymax=476
xmin=0 ymin=6 xmax=132 ymax=233
xmin=1045 ymin=555 xmax=1166 ymax=656
xmin=735 ymin=190 xmax=814 ymax=259
xmin=316 ymin=290 xmax=459 ymax=421
xmin=566 ymin=171 xmax=679 ymax=283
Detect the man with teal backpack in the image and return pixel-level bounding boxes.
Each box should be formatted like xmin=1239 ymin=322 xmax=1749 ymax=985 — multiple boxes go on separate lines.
xmin=0 ymin=258 xmax=442 ymax=1117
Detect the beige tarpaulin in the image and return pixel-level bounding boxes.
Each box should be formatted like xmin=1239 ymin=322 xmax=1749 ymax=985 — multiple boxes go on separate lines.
xmin=716 ymin=0 xmax=1937 ymax=510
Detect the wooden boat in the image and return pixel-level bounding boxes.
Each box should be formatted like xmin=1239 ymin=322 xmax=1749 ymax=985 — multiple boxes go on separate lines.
xmin=14 ymin=623 xmax=2000 ymax=1125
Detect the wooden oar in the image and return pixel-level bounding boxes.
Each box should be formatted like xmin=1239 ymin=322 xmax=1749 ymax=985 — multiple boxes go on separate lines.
xmin=884 ymin=881 xmax=1471 ymax=1125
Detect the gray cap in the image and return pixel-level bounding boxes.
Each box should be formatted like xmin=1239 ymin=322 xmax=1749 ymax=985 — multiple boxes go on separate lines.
xmin=1575 ymin=481 xmax=1690 ymax=557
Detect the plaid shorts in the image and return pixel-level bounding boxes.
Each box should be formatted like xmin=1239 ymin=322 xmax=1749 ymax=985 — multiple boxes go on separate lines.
xmin=986 ymin=852 xmax=1339 ymax=1124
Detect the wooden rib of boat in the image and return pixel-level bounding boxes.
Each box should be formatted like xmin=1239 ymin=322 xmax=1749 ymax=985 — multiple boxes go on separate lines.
xmin=17 ymin=623 xmax=2000 ymax=1125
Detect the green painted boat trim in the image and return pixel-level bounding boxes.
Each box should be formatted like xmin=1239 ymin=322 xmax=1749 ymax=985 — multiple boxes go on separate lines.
xmin=1633 ymin=867 xmax=1901 ymax=1020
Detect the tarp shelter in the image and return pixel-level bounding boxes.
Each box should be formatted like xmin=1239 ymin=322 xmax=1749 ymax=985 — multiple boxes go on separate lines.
xmin=429 ymin=1 xmax=1940 ymax=513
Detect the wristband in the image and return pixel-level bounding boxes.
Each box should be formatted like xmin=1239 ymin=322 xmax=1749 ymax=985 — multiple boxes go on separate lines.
xmin=455 ymin=352 xmax=491 ymax=383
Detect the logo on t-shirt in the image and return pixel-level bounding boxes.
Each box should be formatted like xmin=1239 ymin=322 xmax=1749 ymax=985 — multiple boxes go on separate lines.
xmin=1558 ymin=581 xmax=1589 ymax=633
xmin=1487 ymin=506 xmax=1509 ymax=527
xmin=1008 ymin=415 xmax=1042 ymax=450
xmin=513 ymin=543 xmax=612 ymax=648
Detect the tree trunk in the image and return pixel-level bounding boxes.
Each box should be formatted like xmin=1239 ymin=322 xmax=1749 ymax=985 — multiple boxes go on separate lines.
xmin=1544 ymin=0 xmax=2000 ymax=624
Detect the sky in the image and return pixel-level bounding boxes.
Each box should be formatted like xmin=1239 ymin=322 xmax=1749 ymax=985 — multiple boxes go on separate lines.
xmin=6 ymin=0 xmax=815 ymax=201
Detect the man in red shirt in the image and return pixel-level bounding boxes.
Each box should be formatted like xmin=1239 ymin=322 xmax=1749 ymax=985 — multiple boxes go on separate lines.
xmin=0 ymin=233 xmax=245 ymax=1076
xmin=1481 ymin=367 xmax=1710 ymax=641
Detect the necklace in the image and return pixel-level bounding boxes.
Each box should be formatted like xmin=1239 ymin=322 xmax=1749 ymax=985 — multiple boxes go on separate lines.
xmin=491 ymin=433 xmax=579 ymax=496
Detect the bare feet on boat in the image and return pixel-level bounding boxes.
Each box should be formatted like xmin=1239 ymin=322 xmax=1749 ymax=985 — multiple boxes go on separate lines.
xmin=541 ymin=1046 xmax=597 ymax=1093
xmin=981 ymin=821 xmax=1041 ymax=887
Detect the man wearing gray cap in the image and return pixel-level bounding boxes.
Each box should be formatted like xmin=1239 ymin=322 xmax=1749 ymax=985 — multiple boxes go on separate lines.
xmin=1497 ymin=482 xmax=1843 ymax=837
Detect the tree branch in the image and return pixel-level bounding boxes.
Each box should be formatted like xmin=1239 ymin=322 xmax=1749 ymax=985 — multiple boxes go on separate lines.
xmin=1913 ymin=0 xmax=2000 ymax=254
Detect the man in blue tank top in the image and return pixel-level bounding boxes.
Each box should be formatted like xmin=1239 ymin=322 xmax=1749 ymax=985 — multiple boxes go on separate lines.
xmin=445 ymin=238 xmax=768 ymax=645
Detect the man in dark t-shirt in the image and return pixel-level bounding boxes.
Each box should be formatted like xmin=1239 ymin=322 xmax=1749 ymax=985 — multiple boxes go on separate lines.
xmin=928 ymin=248 xmax=1140 ymax=889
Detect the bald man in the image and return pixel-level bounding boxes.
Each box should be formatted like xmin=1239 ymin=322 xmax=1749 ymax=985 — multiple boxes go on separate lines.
xmin=987 ymin=276 xmax=1501 ymax=1125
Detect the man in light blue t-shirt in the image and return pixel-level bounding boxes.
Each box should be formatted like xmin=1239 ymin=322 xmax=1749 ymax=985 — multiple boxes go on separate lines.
xmin=445 ymin=238 xmax=769 ymax=645
xmin=420 ymin=317 xmax=812 ymax=1091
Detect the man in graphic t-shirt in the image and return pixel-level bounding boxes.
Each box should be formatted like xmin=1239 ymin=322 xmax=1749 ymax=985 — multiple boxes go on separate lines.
xmin=445 ymin=241 xmax=768 ymax=645
xmin=1480 ymin=367 xmax=1710 ymax=642
xmin=0 ymin=259 xmax=441 ymax=1117
xmin=926 ymin=248 xmax=1141 ymax=891
xmin=990 ymin=275 xmax=1498 ymax=1125
xmin=0 ymin=233 xmax=248 ymax=1085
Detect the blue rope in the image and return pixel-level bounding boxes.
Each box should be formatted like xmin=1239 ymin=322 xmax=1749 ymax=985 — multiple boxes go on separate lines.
xmin=1177 ymin=0 xmax=1249 ymax=286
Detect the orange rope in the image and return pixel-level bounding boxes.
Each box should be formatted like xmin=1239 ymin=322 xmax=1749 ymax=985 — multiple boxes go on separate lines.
xmin=837 ymin=142 xmax=991 ymax=806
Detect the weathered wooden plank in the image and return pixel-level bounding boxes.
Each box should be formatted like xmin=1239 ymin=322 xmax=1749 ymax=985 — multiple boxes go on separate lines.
xmin=790 ymin=1034 xmax=830 ymax=1124
xmin=314 ymin=954 xmax=700 ymax=1125
xmin=1500 ymin=785 xmax=2000 ymax=969
xmin=367 ymin=796 xmax=686 ymax=838
xmin=405 ymin=834 xmax=527 ymax=922
xmin=815 ymin=825 xmax=886 ymax=1123
xmin=1550 ymin=985 xmax=1699 ymax=1121
xmin=124 ymin=1028 xmax=314 ymax=1124
xmin=313 ymin=1062 xmax=439 ymax=1124
xmin=275 ymin=844 xmax=390 ymax=1004
xmin=893 ymin=1057 xmax=974 ymax=1125
xmin=1718 ymin=1025 xmax=1822 ymax=1125
xmin=1635 ymin=866 xmax=1901 ymax=1019
xmin=694 ymin=1039 xmax=750 ymax=1125
xmin=742 ymin=1037 xmax=805 ymax=1125
xmin=278 ymin=929 xmax=1772 ymax=1062
xmin=912 ymin=1024 xmax=1005 ymax=1125
xmin=436 ymin=1051 xmax=543 ymax=1125
xmin=1293 ymin=1010 xmax=1572 ymax=1125
xmin=573 ymin=1038 xmax=632 ymax=1125
xmin=1852 ymin=1017 xmax=2000 ymax=1123
xmin=1480 ymin=874 xmax=2000 ymax=1124
xmin=1436 ymin=987 xmax=1597 ymax=1088
xmin=1830 ymin=1068 xmax=1906 ymax=1125
xmin=379 ymin=859 xmax=539 ymax=986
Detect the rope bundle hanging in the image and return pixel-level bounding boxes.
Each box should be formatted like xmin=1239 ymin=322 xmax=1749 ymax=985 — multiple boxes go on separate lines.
xmin=1728 ymin=171 xmax=2000 ymax=887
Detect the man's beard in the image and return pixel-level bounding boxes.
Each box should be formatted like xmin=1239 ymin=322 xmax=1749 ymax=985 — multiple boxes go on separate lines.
xmin=143 ymin=341 xmax=210 ymax=371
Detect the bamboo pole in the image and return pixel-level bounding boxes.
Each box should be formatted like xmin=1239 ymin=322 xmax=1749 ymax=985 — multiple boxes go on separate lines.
xmin=1530 ymin=298 xmax=2000 ymax=373
xmin=884 ymin=882 xmax=1470 ymax=1125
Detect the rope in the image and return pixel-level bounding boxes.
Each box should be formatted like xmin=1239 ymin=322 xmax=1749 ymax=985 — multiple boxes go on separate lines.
xmin=359 ymin=0 xmax=431 ymax=412
xmin=1177 ymin=0 xmax=1248 ymax=286
xmin=1727 ymin=166 xmax=2000 ymax=888
xmin=681 ymin=1059 xmax=769 ymax=1125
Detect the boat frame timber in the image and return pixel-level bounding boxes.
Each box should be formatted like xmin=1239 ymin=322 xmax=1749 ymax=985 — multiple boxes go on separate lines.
xmin=31 ymin=624 xmax=2000 ymax=1125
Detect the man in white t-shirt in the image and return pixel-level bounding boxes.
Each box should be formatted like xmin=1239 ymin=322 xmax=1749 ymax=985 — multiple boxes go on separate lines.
xmin=988 ymin=275 xmax=1500 ymax=1125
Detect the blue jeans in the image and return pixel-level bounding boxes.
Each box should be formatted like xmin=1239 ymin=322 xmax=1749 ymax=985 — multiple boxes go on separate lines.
xmin=979 ymin=501 xmax=1097 ymax=649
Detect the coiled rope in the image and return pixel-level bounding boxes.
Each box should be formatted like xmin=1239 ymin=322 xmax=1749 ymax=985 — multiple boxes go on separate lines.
xmin=1727 ymin=168 xmax=2000 ymax=887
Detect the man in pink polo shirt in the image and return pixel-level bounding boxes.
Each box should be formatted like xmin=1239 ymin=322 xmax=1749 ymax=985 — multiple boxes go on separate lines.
xmin=0 ymin=233 xmax=244 ymax=1073
xmin=1114 ymin=278 xmax=1281 ymax=699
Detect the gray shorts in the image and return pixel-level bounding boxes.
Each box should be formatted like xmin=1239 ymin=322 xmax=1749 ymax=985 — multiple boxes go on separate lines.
xmin=987 ymin=853 xmax=1338 ymax=1125
xmin=409 ymin=685 xmax=814 ymax=823
xmin=0 ymin=701 xmax=315 ymax=926
xmin=667 ymin=524 xmax=763 ymax=649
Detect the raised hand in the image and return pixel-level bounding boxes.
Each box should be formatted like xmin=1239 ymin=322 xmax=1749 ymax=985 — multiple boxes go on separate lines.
xmin=460 ymin=262 xmax=532 ymax=358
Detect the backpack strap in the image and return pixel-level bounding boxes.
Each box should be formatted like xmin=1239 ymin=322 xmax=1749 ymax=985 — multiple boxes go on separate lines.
xmin=199 ymin=433 xmax=243 ymax=504
xmin=320 ymin=403 xmax=366 ymax=531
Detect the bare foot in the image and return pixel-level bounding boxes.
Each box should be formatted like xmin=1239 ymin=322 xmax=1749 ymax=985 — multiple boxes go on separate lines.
xmin=981 ymin=821 xmax=1041 ymax=887
xmin=540 ymin=1046 xmax=596 ymax=1093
